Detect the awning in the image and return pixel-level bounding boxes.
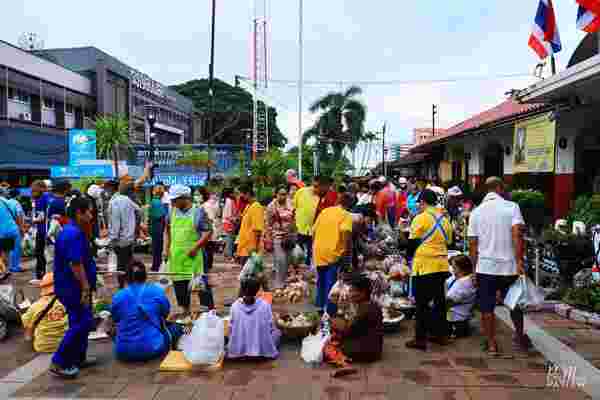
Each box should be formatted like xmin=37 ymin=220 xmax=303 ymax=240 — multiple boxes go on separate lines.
xmin=0 ymin=126 xmax=68 ymax=168
xmin=518 ymin=53 xmax=600 ymax=104
xmin=393 ymin=153 xmax=431 ymax=166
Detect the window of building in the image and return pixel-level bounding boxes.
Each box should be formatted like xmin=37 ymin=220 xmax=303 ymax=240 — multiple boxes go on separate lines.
xmin=8 ymin=89 xmax=30 ymax=104
xmin=65 ymin=104 xmax=74 ymax=114
xmin=7 ymin=88 xmax=14 ymax=100
xmin=43 ymin=98 xmax=54 ymax=109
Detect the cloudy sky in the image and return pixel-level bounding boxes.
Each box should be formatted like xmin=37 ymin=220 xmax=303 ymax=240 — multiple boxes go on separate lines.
xmin=3 ymin=1 xmax=588 ymax=147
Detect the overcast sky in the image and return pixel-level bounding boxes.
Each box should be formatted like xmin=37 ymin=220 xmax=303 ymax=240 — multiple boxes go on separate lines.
xmin=3 ymin=1 xmax=588 ymax=148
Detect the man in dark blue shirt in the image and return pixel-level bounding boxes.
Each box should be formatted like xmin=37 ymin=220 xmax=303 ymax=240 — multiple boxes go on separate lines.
xmin=31 ymin=181 xmax=50 ymax=281
xmin=50 ymin=196 xmax=97 ymax=379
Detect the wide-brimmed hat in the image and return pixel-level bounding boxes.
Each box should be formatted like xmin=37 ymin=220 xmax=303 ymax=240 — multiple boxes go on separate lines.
xmin=40 ymin=272 xmax=55 ymax=297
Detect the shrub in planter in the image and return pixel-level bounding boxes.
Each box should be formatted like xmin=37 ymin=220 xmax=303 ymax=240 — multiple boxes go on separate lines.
xmin=511 ymin=189 xmax=546 ymax=231
xmin=566 ymin=195 xmax=600 ymax=229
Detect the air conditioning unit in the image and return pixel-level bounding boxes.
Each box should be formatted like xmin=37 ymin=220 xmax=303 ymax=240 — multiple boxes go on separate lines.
xmin=23 ymin=113 xmax=31 ymax=121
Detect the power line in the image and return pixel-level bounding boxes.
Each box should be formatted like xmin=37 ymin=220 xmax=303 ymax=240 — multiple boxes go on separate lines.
xmin=237 ymin=72 xmax=535 ymax=88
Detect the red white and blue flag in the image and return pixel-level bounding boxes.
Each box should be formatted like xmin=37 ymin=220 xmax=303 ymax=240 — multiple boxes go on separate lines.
xmin=528 ymin=0 xmax=562 ymax=59
xmin=576 ymin=0 xmax=600 ymax=33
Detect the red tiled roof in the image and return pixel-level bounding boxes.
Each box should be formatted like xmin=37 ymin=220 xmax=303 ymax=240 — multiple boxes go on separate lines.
xmin=418 ymin=99 xmax=545 ymax=146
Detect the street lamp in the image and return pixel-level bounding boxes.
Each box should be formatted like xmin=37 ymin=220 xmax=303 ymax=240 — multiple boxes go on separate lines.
xmin=147 ymin=113 xmax=157 ymax=179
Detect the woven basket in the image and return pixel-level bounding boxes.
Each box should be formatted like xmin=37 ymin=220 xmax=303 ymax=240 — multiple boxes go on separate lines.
xmin=275 ymin=320 xmax=318 ymax=339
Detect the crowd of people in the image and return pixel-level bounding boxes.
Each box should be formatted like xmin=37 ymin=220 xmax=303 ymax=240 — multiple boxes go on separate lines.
xmin=0 ymin=169 xmax=533 ymax=378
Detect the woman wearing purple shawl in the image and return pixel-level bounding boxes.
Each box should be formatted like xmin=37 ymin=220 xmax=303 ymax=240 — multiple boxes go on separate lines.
xmin=227 ymin=277 xmax=281 ymax=359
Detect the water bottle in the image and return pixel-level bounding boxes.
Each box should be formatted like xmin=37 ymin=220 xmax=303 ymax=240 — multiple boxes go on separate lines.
xmin=593 ymin=265 xmax=600 ymax=283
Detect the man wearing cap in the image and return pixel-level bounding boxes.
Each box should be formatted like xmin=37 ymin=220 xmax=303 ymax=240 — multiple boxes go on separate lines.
xmin=108 ymin=181 xmax=142 ymax=288
xmin=164 ymin=185 xmax=212 ymax=315
xmin=22 ymin=273 xmax=68 ymax=353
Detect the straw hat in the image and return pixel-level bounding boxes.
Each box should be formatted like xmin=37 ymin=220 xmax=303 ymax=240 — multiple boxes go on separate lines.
xmin=39 ymin=273 xmax=55 ymax=297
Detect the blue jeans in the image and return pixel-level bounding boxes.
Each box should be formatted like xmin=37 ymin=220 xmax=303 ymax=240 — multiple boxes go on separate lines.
xmin=316 ymin=263 xmax=338 ymax=315
xmin=52 ymin=301 xmax=94 ymax=369
xmin=151 ymin=219 xmax=165 ymax=272
xmin=298 ymin=234 xmax=313 ymax=266
xmin=9 ymin=231 xmax=21 ymax=272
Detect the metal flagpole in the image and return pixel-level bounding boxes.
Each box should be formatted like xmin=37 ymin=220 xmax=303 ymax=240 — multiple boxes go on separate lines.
xmin=298 ymin=0 xmax=303 ymax=180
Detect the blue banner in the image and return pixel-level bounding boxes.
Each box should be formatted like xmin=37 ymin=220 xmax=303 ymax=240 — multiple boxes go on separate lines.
xmin=146 ymin=174 xmax=208 ymax=187
xmin=69 ymin=129 xmax=97 ymax=166
xmin=51 ymin=165 xmax=113 ymax=178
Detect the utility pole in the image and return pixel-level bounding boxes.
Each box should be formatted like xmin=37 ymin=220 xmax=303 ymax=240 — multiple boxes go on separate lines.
xmin=298 ymin=0 xmax=304 ymax=181
xmin=432 ymin=104 xmax=437 ymax=137
xmin=207 ymin=0 xmax=217 ymax=181
xmin=381 ymin=123 xmax=386 ymax=178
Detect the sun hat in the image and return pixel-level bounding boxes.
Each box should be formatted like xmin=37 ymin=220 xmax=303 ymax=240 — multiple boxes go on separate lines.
xmin=168 ymin=184 xmax=192 ymax=201
xmin=40 ymin=272 xmax=55 ymax=297
xmin=447 ymin=186 xmax=463 ymax=197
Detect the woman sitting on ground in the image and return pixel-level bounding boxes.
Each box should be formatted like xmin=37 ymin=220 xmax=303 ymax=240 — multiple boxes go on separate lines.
xmin=227 ymin=277 xmax=281 ymax=359
xmin=21 ymin=273 xmax=68 ymax=353
xmin=324 ymin=273 xmax=384 ymax=369
xmin=111 ymin=260 xmax=182 ymax=362
xmin=446 ymin=255 xmax=477 ymax=339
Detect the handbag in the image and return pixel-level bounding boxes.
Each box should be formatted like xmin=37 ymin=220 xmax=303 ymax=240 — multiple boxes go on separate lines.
xmin=274 ymin=207 xmax=295 ymax=251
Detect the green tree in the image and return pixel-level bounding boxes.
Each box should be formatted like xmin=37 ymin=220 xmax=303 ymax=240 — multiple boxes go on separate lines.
xmin=95 ymin=114 xmax=129 ymax=178
xmin=304 ymin=86 xmax=367 ymax=162
xmin=171 ymin=78 xmax=287 ymax=148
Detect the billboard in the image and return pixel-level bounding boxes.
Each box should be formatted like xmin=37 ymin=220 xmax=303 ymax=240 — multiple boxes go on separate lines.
xmin=129 ymin=144 xmax=248 ymax=185
xmin=513 ymin=113 xmax=555 ymax=174
xmin=69 ymin=129 xmax=97 ymax=166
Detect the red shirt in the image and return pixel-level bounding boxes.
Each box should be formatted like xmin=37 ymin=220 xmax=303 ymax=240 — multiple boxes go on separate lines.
xmin=315 ymin=191 xmax=338 ymax=220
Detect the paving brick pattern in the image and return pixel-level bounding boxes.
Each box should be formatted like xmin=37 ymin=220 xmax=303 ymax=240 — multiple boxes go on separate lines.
xmin=4 ymin=256 xmax=593 ymax=399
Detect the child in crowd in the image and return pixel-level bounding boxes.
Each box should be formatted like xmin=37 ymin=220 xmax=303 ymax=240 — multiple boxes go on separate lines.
xmin=227 ymin=277 xmax=281 ymax=359
xmin=446 ymin=255 xmax=477 ymax=339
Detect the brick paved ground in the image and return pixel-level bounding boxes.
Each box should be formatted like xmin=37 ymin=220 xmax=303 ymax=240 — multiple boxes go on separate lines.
xmin=1 ymin=255 xmax=593 ymax=399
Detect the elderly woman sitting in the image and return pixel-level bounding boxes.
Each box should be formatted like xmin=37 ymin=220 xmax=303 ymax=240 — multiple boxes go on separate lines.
xmin=227 ymin=277 xmax=281 ymax=359
xmin=324 ymin=274 xmax=384 ymax=371
xmin=22 ymin=273 xmax=68 ymax=353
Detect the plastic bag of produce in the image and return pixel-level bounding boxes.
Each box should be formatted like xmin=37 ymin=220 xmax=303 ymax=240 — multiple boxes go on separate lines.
xmin=301 ymin=333 xmax=330 ymax=365
xmin=290 ymin=245 xmax=305 ymax=266
xmin=504 ymin=276 xmax=545 ymax=311
xmin=179 ymin=310 xmax=224 ymax=365
xmin=239 ymin=252 xmax=264 ymax=281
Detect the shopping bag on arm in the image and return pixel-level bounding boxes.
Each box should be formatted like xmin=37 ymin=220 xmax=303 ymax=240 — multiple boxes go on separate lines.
xmin=504 ymin=276 xmax=545 ymax=311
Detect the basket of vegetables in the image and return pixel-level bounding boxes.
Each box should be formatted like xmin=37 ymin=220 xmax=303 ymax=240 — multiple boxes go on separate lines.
xmin=275 ymin=312 xmax=320 ymax=339
xmin=272 ymin=281 xmax=308 ymax=304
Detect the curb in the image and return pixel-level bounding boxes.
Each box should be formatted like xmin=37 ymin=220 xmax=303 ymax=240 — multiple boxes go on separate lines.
xmin=495 ymin=307 xmax=600 ymax=399
xmin=551 ymin=302 xmax=600 ymax=328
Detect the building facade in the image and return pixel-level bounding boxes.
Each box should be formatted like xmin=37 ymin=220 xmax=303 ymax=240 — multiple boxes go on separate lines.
xmin=0 ymin=40 xmax=96 ymax=185
xmin=35 ymin=47 xmax=195 ymax=145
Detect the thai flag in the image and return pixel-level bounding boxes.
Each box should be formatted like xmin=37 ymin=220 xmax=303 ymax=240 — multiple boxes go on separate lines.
xmin=528 ymin=0 xmax=562 ymax=60
xmin=577 ymin=0 xmax=600 ymax=33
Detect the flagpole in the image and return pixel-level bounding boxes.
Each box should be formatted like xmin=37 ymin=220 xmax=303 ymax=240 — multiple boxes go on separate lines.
xmin=550 ymin=54 xmax=557 ymax=75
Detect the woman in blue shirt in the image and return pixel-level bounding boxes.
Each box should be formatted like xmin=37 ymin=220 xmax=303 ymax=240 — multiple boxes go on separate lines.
xmin=111 ymin=259 xmax=182 ymax=362
xmin=0 ymin=187 xmax=19 ymax=281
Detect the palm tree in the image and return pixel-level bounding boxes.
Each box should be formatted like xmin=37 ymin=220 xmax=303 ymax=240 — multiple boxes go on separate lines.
xmin=95 ymin=114 xmax=130 ymax=179
xmin=304 ymin=86 xmax=367 ymax=163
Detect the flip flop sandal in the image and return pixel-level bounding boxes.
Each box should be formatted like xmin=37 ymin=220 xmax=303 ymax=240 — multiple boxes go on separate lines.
xmin=331 ymin=368 xmax=359 ymax=378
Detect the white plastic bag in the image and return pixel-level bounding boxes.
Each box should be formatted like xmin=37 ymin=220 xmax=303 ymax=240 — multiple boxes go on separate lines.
xmin=290 ymin=244 xmax=306 ymax=266
xmin=107 ymin=251 xmax=117 ymax=272
xmin=179 ymin=311 xmax=224 ymax=365
xmin=504 ymin=276 xmax=545 ymax=311
xmin=301 ymin=333 xmax=330 ymax=365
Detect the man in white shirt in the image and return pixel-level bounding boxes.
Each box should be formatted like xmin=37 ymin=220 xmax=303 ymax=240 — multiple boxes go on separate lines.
xmin=468 ymin=177 xmax=529 ymax=355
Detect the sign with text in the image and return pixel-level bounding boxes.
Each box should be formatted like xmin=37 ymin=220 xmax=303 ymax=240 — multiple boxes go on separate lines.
xmin=69 ymin=129 xmax=97 ymax=166
xmin=51 ymin=164 xmax=113 ymax=179
xmin=513 ymin=114 xmax=555 ymax=174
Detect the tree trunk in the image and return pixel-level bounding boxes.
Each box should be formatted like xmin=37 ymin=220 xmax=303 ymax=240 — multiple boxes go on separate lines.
xmin=112 ymin=146 xmax=120 ymax=179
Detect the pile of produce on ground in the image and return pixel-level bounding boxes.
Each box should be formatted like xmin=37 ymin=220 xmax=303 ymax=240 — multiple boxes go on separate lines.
xmin=275 ymin=312 xmax=320 ymax=329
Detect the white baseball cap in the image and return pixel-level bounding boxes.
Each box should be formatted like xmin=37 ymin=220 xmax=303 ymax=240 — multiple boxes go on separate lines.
xmin=377 ymin=176 xmax=387 ymax=183
xmin=447 ymin=186 xmax=463 ymax=197
xmin=398 ymin=177 xmax=408 ymax=184
xmin=168 ymin=184 xmax=192 ymax=201
xmin=87 ymin=184 xmax=104 ymax=200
